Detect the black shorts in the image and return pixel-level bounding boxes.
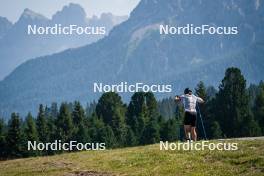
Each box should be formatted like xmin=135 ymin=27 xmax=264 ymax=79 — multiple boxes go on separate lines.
xmin=184 ymin=111 xmax=197 ymax=127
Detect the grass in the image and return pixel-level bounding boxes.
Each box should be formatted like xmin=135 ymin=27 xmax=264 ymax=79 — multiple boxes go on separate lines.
xmin=0 ymin=140 xmax=264 ymax=176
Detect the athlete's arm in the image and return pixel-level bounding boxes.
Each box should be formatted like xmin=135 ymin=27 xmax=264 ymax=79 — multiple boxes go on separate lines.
xmin=196 ymin=96 xmax=205 ymax=103
xmin=175 ymin=95 xmax=184 ymax=101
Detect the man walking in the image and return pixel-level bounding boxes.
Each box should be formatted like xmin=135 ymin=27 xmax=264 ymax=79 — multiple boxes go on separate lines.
xmin=175 ymin=88 xmax=204 ymax=141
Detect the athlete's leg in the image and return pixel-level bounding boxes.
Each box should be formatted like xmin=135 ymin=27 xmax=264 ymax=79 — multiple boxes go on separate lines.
xmin=184 ymin=125 xmax=191 ymax=140
xmin=189 ymin=112 xmax=197 ymax=141
xmin=191 ymin=127 xmax=197 ymax=141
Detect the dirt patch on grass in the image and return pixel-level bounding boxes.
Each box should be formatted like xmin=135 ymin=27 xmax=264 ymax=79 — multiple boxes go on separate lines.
xmin=65 ymin=171 xmax=117 ymax=176
xmin=44 ymin=161 xmax=73 ymax=168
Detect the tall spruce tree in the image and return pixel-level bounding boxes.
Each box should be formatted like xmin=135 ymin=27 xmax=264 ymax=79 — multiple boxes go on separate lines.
xmin=6 ymin=113 xmax=24 ymax=158
xmin=24 ymin=113 xmax=39 ymax=156
xmin=126 ymin=92 xmax=147 ymax=143
xmin=36 ymin=104 xmax=48 ymax=143
xmin=56 ymin=103 xmax=74 ymax=142
xmin=141 ymin=92 xmax=160 ymax=144
xmin=72 ymin=101 xmax=89 ymax=142
xmin=45 ymin=103 xmax=57 ymax=144
xmin=145 ymin=92 xmax=159 ymax=121
xmin=195 ymin=81 xmax=207 ymax=108
xmin=72 ymin=101 xmax=85 ymax=126
xmin=96 ymin=92 xmax=126 ymax=146
xmin=215 ymin=67 xmax=260 ymax=137
xmin=44 ymin=106 xmax=54 ymax=143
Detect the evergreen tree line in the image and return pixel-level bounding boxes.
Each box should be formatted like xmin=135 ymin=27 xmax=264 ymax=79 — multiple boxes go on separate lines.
xmin=0 ymin=91 xmax=180 ymax=159
xmin=158 ymin=67 xmax=264 ymax=139
xmin=0 ymin=67 xmax=263 ymax=159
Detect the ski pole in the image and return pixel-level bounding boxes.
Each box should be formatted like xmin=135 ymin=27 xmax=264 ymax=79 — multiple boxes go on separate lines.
xmin=196 ymin=104 xmax=207 ymax=140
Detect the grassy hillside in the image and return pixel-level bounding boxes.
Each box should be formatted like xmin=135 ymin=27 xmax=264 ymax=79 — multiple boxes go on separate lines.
xmin=0 ymin=140 xmax=264 ymax=176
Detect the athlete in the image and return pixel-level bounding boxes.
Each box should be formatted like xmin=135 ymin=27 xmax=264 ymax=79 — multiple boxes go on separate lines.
xmin=175 ymin=88 xmax=204 ymax=141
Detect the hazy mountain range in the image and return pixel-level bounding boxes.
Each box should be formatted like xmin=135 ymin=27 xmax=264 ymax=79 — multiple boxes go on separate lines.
xmin=0 ymin=3 xmax=127 ymax=80
xmin=0 ymin=0 xmax=264 ymax=118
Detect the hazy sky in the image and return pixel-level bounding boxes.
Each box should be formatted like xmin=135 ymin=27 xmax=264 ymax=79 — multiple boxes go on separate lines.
xmin=0 ymin=0 xmax=141 ymax=23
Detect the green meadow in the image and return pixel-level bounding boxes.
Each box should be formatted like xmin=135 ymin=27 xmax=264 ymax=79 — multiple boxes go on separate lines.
xmin=0 ymin=140 xmax=263 ymax=176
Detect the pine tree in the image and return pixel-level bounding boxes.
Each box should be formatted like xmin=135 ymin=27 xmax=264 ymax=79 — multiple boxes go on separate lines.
xmin=43 ymin=106 xmax=54 ymax=143
xmin=195 ymin=81 xmax=207 ymax=100
xmin=141 ymin=92 xmax=160 ymax=144
xmin=195 ymin=81 xmax=207 ymax=113
xmin=24 ymin=113 xmax=39 ymax=156
xmin=72 ymin=101 xmax=89 ymax=143
xmin=72 ymin=101 xmax=85 ymax=126
xmin=215 ymin=67 xmax=260 ymax=137
xmin=36 ymin=104 xmax=48 ymax=143
xmin=96 ymin=92 xmax=126 ymax=146
xmin=6 ymin=113 xmax=24 ymax=158
xmin=145 ymin=92 xmax=159 ymax=122
xmin=126 ymin=92 xmax=148 ymax=143
xmin=44 ymin=103 xmax=57 ymax=145
xmin=56 ymin=103 xmax=74 ymax=142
